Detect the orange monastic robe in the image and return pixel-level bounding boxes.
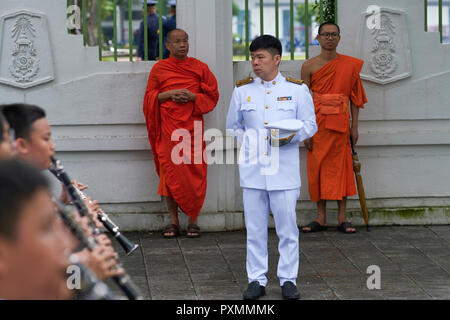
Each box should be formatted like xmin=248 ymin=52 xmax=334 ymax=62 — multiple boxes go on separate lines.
xmin=307 ymin=54 xmax=367 ymax=202
xmin=143 ymin=55 xmax=219 ymax=220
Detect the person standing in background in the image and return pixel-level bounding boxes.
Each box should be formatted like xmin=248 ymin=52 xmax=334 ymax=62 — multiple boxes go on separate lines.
xmin=300 ymin=22 xmax=368 ymax=234
xmin=143 ymin=29 xmax=219 ymax=239
xmin=163 ymin=0 xmax=177 ymax=59
xmin=137 ymin=0 xmax=164 ymax=61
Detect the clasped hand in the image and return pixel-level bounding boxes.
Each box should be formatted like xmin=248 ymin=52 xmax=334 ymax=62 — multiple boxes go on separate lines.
xmin=171 ymin=89 xmax=196 ymax=104
xmin=163 ymin=89 xmax=195 ymax=104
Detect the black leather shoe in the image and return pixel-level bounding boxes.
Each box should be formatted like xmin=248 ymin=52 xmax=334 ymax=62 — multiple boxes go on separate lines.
xmin=281 ymin=281 xmax=300 ymax=300
xmin=243 ymin=281 xmax=266 ymax=300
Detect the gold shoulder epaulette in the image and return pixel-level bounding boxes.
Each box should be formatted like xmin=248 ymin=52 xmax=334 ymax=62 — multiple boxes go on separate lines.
xmin=286 ymin=77 xmax=304 ymax=85
xmin=236 ymin=77 xmax=254 ymax=87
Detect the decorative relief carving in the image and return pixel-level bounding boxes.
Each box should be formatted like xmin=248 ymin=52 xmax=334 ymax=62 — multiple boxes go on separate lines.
xmin=369 ymin=14 xmax=398 ymax=80
xmin=358 ymin=8 xmax=412 ymax=85
xmin=9 ymin=15 xmax=40 ymax=83
xmin=0 ymin=10 xmax=54 ymax=89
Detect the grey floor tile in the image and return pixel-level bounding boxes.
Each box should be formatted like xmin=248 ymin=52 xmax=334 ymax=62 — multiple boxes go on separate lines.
xmin=106 ymin=226 xmax=450 ymax=300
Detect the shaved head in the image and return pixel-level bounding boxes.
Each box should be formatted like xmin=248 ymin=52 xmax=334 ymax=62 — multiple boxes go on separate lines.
xmin=166 ymin=28 xmax=189 ymax=60
xmin=167 ymin=28 xmax=188 ymax=42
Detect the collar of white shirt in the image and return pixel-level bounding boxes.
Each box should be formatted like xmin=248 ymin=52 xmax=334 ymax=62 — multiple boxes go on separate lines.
xmin=259 ymin=72 xmax=284 ymax=88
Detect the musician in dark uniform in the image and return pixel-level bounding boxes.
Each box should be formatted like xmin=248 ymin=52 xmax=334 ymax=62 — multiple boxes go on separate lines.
xmin=163 ymin=0 xmax=177 ymax=59
xmin=137 ymin=0 xmax=164 ymax=61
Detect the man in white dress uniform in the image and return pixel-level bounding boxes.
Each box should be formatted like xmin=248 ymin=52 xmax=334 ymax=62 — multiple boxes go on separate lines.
xmin=226 ymin=35 xmax=317 ymax=300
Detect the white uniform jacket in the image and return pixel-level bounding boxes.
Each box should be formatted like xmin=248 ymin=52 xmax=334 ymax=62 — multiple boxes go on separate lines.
xmin=226 ymin=72 xmax=317 ymax=191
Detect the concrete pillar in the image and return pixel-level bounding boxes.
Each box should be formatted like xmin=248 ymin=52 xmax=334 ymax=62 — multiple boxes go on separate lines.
xmin=177 ymin=0 xmax=238 ymax=223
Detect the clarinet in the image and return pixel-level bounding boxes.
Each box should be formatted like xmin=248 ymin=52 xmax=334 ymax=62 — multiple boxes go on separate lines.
xmin=74 ymin=188 xmax=139 ymax=256
xmin=55 ymin=201 xmax=144 ymax=300
xmin=49 ymin=157 xmax=139 ymax=255
xmin=49 ymin=157 xmax=101 ymax=236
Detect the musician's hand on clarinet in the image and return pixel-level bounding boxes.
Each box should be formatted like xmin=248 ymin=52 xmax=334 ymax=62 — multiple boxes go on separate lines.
xmin=59 ymin=185 xmax=71 ymax=205
xmin=95 ymin=233 xmax=112 ymax=247
xmin=88 ymin=245 xmax=125 ymax=280
xmin=85 ymin=197 xmax=104 ymax=229
xmin=72 ymin=180 xmax=88 ymax=192
xmin=75 ymin=248 xmax=123 ymax=280
xmin=87 ymin=198 xmax=99 ymax=211
xmin=74 ymin=248 xmax=91 ymax=266
xmin=72 ymin=211 xmax=93 ymax=236
xmin=58 ymin=180 xmax=88 ymax=205
xmin=80 ymin=217 xmax=94 ymax=236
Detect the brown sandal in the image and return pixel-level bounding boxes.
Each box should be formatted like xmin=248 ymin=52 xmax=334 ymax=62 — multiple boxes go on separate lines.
xmin=186 ymin=224 xmax=201 ymax=238
xmin=162 ymin=224 xmax=180 ymax=239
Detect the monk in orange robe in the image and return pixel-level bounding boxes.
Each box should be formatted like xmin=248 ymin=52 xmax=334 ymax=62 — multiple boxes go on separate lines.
xmin=143 ymin=29 xmax=219 ymax=238
xmin=300 ymin=22 xmax=367 ymax=233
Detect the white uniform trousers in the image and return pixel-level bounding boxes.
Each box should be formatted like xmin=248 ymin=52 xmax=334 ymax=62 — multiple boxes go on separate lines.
xmin=243 ymin=187 xmax=300 ymax=287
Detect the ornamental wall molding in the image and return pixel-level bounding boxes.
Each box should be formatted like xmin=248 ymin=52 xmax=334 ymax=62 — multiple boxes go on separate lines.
xmin=0 ymin=10 xmax=54 ymax=89
xmin=358 ymin=8 xmax=412 ymax=85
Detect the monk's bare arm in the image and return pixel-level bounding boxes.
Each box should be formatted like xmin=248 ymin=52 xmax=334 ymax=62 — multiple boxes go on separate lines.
xmin=350 ymin=102 xmax=360 ymax=145
xmin=158 ymin=91 xmax=173 ymax=103
xmin=301 ymin=61 xmax=312 ymax=89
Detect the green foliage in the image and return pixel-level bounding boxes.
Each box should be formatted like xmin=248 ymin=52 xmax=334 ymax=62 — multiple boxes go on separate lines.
xmin=314 ymin=0 xmax=336 ymax=24
xmin=295 ymin=3 xmax=319 ymax=26
xmin=233 ymin=42 xmax=246 ymax=56
xmin=232 ymin=1 xmax=241 ymax=17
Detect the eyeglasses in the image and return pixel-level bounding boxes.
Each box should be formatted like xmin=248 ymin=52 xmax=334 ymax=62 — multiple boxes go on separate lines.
xmin=319 ymin=32 xmax=340 ymax=39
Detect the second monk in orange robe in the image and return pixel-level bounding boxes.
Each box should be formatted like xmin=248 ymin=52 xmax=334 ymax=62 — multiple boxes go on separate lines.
xmin=143 ymin=29 xmax=219 ymax=238
xmin=301 ymin=22 xmax=367 ymax=233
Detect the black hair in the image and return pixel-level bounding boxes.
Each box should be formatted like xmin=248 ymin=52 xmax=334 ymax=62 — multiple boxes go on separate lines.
xmin=0 ymin=159 xmax=50 ymax=241
xmin=318 ymin=21 xmax=340 ymax=35
xmin=250 ymin=35 xmax=282 ymax=57
xmin=2 ymin=104 xmax=46 ymax=140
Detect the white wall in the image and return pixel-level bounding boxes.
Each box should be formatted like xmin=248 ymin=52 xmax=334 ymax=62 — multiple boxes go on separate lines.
xmin=0 ymin=0 xmax=449 ymax=231
xmin=0 ymin=0 xmax=236 ymax=231
xmin=232 ymin=0 xmax=450 ymax=226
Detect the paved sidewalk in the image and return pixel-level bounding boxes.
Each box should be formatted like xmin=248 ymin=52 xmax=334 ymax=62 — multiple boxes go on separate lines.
xmin=108 ymin=225 xmax=450 ymax=300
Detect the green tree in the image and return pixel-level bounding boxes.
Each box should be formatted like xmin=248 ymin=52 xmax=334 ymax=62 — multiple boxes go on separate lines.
xmin=295 ymin=3 xmax=319 ymax=27
xmin=232 ymin=1 xmax=241 ymax=17
xmin=314 ymin=0 xmax=336 ymax=24
xmin=295 ymin=1 xmax=336 ymax=32
xmin=295 ymin=3 xmax=318 ymax=44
